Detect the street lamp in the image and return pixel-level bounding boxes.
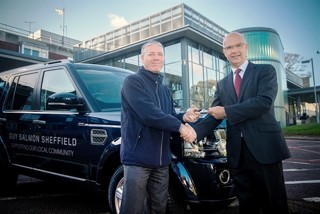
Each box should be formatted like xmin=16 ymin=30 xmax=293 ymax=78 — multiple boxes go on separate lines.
xmin=301 ymin=58 xmax=319 ymax=123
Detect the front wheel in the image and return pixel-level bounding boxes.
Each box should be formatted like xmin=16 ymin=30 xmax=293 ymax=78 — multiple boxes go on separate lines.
xmin=108 ymin=165 xmax=187 ymax=214
xmin=166 ymin=179 xmax=186 ymax=214
xmin=108 ymin=165 xmax=124 ymax=214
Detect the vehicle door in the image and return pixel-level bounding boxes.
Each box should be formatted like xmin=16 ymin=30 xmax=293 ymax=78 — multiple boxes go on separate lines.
xmin=3 ymin=70 xmax=43 ymax=168
xmin=35 ymin=67 xmax=93 ymax=179
xmin=3 ymin=67 xmax=91 ymax=179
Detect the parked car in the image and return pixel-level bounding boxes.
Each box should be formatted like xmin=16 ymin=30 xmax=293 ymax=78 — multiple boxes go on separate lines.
xmin=0 ymin=60 xmax=235 ymax=213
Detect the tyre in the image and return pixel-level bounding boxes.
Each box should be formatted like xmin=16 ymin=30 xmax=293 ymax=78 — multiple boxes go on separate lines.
xmin=108 ymin=165 xmax=124 ymax=214
xmin=0 ymin=155 xmax=18 ymax=196
xmin=108 ymin=165 xmax=187 ymax=214
xmin=166 ymin=179 xmax=186 ymax=214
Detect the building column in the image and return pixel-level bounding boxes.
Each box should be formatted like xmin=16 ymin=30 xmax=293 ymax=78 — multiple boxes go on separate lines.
xmin=181 ymin=38 xmax=189 ymax=109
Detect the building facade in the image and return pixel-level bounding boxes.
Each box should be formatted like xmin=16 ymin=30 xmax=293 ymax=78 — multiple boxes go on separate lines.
xmin=74 ymin=3 xmax=302 ymax=127
xmin=0 ymin=24 xmax=81 ymax=72
xmin=73 ymin=4 xmax=289 ymax=126
xmin=237 ymin=27 xmax=288 ymax=126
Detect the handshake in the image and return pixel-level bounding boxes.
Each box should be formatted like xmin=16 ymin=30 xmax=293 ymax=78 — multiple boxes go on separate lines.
xmin=179 ymin=107 xmax=200 ymax=143
xmin=179 ymin=106 xmax=225 ymax=143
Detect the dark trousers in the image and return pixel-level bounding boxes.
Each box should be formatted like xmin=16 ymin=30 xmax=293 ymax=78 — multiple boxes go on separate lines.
xmin=120 ymin=165 xmax=169 ymax=214
xmin=230 ymin=139 xmax=289 ymax=214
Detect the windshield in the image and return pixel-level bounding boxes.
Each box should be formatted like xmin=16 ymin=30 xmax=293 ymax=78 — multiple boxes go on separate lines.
xmin=76 ymin=68 xmax=129 ymax=111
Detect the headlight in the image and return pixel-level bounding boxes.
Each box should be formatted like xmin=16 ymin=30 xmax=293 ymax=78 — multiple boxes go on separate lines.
xmin=184 ymin=141 xmax=205 ymax=158
xmin=183 ymin=129 xmax=227 ymax=158
xmin=213 ymin=129 xmax=227 ymax=156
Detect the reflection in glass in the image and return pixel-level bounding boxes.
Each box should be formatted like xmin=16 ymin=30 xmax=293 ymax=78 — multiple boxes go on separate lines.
xmin=40 ymin=69 xmax=75 ymax=110
xmin=164 ymin=42 xmax=183 ymax=110
xmin=189 ymin=62 xmax=204 ymax=109
xmin=125 ymin=53 xmax=140 ymax=71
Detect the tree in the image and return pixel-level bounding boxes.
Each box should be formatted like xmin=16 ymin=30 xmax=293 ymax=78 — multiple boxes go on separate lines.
xmin=285 ymin=53 xmax=310 ymax=77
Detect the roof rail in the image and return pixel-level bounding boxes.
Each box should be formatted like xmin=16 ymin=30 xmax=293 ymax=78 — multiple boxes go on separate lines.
xmin=44 ymin=59 xmax=71 ymax=65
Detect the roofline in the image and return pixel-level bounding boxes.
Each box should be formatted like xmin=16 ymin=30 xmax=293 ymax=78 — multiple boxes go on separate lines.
xmin=235 ymin=27 xmax=280 ymax=37
xmin=79 ymin=25 xmax=226 ymax=64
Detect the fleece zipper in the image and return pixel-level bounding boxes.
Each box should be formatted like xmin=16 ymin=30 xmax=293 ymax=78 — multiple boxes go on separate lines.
xmin=155 ymin=78 xmax=164 ymax=166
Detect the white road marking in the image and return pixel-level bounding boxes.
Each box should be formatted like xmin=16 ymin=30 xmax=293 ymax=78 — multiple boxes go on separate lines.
xmin=285 ymin=180 xmax=320 ymax=184
xmin=284 ymin=160 xmax=319 ymax=165
xmin=284 ymin=168 xmax=320 ymax=172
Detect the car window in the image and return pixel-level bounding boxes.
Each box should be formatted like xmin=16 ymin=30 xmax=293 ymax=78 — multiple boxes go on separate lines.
xmin=77 ymin=69 xmax=127 ymax=111
xmin=6 ymin=73 xmax=38 ymax=110
xmin=0 ymin=76 xmax=6 ymax=99
xmin=40 ymin=69 xmax=76 ymax=110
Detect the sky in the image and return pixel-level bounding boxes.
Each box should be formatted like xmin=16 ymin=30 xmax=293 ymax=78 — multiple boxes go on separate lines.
xmin=1 ymin=0 xmax=320 ymax=85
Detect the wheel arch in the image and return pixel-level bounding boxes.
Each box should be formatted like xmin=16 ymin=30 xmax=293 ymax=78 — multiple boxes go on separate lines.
xmin=169 ymin=161 xmax=199 ymax=202
xmin=96 ymin=143 xmax=122 ymax=192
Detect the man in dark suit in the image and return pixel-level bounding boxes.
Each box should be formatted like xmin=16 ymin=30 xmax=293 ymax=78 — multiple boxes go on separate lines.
xmin=193 ymin=31 xmax=291 ymax=213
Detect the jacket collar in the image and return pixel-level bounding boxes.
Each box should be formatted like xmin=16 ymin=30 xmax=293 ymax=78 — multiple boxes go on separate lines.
xmin=138 ymin=66 xmax=163 ymax=84
xmin=228 ymin=61 xmax=254 ymax=101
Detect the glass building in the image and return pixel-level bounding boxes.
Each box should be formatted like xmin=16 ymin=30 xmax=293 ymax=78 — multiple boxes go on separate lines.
xmin=237 ymin=27 xmax=288 ymax=127
xmin=74 ymin=4 xmax=288 ymax=127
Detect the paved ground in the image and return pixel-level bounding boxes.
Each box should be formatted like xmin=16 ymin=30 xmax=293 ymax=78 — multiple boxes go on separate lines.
xmin=285 ymin=135 xmax=320 ymax=141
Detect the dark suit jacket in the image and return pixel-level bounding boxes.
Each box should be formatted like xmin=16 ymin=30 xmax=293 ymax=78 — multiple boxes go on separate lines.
xmin=194 ymin=62 xmax=291 ymax=168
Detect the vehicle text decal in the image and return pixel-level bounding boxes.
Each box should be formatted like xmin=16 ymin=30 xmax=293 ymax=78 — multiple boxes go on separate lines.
xmin=9 ymin=132 xmax=77 ymax=157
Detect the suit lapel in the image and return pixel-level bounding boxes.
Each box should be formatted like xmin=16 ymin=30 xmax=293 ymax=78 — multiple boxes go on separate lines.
xmin=226 ymin=73 xmax=238 ymax=102
xmin=238 ymin=62 xmax=254 ymax=100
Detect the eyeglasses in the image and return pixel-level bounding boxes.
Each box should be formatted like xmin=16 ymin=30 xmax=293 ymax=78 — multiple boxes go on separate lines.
xmin=223 ymin=43 xmax=246 ymax=51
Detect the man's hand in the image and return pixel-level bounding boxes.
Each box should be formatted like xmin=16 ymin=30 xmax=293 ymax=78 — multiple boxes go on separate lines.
xmin=208 ymin=106 xmax=225 ymax=119
xmin=183 ymin=107 xmax=201 ymax=123
xmin=180 ymin=123 xmax=197 ymax=143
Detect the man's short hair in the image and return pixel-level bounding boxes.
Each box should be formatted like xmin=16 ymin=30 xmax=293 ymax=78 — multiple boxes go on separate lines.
xmin=141 ymin=40 xmax=163 ymax=55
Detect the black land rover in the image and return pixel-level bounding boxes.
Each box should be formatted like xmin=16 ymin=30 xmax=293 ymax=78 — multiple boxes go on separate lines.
xmin=0 ymin=60 xmax=235 ymax=213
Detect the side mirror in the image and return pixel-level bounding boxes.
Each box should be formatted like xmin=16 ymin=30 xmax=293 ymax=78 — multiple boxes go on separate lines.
xmin=46 ymin=92 xmax=85 ymax=111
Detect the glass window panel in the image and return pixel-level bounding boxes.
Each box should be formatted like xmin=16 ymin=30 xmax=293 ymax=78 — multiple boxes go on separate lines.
xmin=114 ymin=57 xmax=125 ymax=68
xmin=125 ymin=53 xmax=139 ymax=71
xmin=0 ymin=77 xmax=6 ymax=98
xmin=77 ymin=69 xmax=128 ymax=111
xmin=8 ymin=73 xmax=37 ymax=110
xmin=203 ymin=49 xmax=213 ymax=69
xmin=40 ymin=69 xmax=76 ymax=110
xmin=24 ymin=48 xmax=31 ymax=55
xmin=165 ymin=43 xmax=181 ymax=64
xmin=188 ymin=41 xmax=199 ymax=64
xmin=205 ymin=67 xmax=217 ymax=108
xmin=32 ymin=50 xmax=39 ymax=57
xmin=189 ymin=62 xmax=204 ymax=109
xmin=218 ymin=58 xmax=228 ymax=79
xmin=164 ymin=61 xmax=183 ymax=110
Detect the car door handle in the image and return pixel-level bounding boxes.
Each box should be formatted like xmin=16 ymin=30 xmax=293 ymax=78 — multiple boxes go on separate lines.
xmin=0 ymin=117 xmax=6 ymax=122
xmin=33 ymin=120 xmax=46 ymax=125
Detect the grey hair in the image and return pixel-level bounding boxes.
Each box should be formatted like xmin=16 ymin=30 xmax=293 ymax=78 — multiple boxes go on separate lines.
xmin=223 ymin=31 xmax=247 ymax=47
xmin=141 ymin=40 xmax=163 ymax=55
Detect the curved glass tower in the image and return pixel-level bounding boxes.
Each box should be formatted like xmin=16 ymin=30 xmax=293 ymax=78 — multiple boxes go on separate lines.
xmin=237 ymin=27 xmax=288 ymax=127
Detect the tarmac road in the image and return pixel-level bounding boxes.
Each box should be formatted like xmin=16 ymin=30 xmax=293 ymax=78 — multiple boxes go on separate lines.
xmin=0 ymin=136 xmax=319 ymax=214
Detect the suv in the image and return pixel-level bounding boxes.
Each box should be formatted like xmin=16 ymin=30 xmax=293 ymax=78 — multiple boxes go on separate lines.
xmin=0 ymin=60 xmax=235 ymax=213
